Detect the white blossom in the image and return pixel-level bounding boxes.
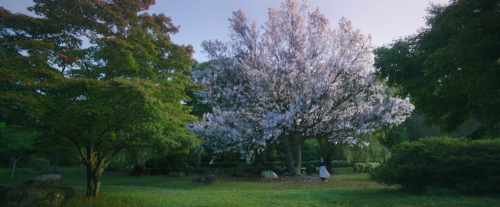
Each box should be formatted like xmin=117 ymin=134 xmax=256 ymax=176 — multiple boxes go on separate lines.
xmin=187 ymin=0 xmax=414 ymax=155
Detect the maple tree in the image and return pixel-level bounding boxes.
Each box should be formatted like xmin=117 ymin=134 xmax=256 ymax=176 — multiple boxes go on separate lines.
xmin=0 ymin=0 xmax=199 ymax=196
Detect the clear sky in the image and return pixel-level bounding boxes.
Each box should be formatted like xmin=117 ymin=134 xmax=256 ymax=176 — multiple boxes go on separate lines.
xmin=1 ymin=0 xmax=450 ymax=63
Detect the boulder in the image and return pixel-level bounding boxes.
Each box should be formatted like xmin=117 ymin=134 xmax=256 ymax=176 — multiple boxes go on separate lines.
xmin=23 ymin=174 xmax=62 ymax=186
xmin=41 ymin=167 xmax=63 ymax=174
xmin=0 ymin=186 xmax=75 ymax=207
xmin=261 ymin=170 xmax=278 ymax=178
xmin=193 ymin=177 xmax=216 ymax=183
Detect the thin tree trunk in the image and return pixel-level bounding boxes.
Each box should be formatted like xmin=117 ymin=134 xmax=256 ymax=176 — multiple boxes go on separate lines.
xmin=10 ymin=156 xmax=20 ymax=180
xmin=293 ymin=133 xmax=302 ymax=175
xmin=283 ymin=135 xmax=296 ymax=174
xmin=196 ymin=148 xmax=202 ymax=169
xmin=92 ymin=168 xmax=103 ymax=196
xmin=86 ymin=166 xmax=95 ymax=197
xmin=325 ymin=155 xmax=333 ymax=174
xmin=86 ymin=162 xmax=106 ymax=197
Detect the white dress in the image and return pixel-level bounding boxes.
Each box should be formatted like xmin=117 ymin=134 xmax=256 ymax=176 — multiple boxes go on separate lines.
xmin=319 ymin=165 xmax=330 ymax=178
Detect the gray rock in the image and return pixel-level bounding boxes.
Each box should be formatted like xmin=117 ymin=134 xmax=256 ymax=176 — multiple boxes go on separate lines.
xmin=261 ymin=170 xmax=278 ymax=178
xmin=23 ymin=174 xmax=62 ymax=186
xmin=0 ymin=186 xmax=75 ymax=207
xmin=41 ymin=167 xmax=63 ymax=174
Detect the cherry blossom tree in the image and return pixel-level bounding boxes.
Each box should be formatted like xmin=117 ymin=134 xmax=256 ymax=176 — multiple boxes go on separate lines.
xmin=187 ymin=0 xmax=414 ymax=174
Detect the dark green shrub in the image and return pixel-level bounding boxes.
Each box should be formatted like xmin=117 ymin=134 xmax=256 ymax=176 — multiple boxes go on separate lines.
xmin=233 ymin=167 xmax=244 ymax=177
xmin=199 ymin=162 xmax=239 ymax=168
xmin=28 ymin=158 xmax=50 ymax=170
xmin=353 ymin=162 xmax=380 ymax=173
xmin=368 ymin=164 xmax=381 ymax=181
xmin=192 ymin=167 xmax=210 ymax=175
xmin=332 ymin=160 xmax=350 ymax=168
xmin=376 ymin=136 xmax=500 ymax=194
xmin=305 ymin=164 xmax=316 ymax=175
xmin=149 ymin=168 xmax=170 ymax=175
xmin=353 ymin=163 xmax=366 ymax=173
xmin=105 ymin=165 xmax=120 ymax=171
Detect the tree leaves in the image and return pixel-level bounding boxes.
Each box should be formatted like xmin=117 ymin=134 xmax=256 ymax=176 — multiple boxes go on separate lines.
xmin=374 ymin=0 xmax=500 ymax=138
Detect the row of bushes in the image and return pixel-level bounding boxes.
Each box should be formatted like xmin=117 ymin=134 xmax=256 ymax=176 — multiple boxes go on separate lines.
xmin=332 ymin=160 xmax=351 ymax=168
xmin=372 ymin=136 xmax=500 ymax=194
xmin=353 ymin=162 xmax=380 ymax=173
xmin=185 ymin=161 xmax=353 ymax=169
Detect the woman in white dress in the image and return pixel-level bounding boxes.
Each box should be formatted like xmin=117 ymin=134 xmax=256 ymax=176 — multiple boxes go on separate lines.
xmin=319 ymin=157 xmax=331 ymax=183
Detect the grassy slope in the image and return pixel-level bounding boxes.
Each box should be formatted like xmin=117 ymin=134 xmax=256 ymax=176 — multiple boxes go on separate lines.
xmin=1 ymin=167 xmax=499 ymax=207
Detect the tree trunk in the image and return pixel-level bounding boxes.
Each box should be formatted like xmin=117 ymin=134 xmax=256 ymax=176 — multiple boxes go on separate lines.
xmin=283 ymin=135 xmax=296 ymax=174
xmin=293 ymin=133 xmax=302 ymax=175
xmin=10 ymin=157 xmax=20 ymax=180
xmin=254 ymin=151 xmax=263 ymax=167
xmin=195 ymin=148 xmax=202 ymax=169
xmin=86 ymin=164 xmax=105 ymax=197
xmin=86 ymin=167 xmax=95 ymax=197
xmin=325 ymin=155 xmax=333 ymax=174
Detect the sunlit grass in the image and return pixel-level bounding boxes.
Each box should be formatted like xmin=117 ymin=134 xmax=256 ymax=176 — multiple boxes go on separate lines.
xmin=1 ymin=167 xmax=499 ymax=206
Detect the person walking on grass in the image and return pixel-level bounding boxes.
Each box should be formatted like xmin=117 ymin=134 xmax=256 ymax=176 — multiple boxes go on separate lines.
xmin=319 ymin=157 xmax=330 ymax=183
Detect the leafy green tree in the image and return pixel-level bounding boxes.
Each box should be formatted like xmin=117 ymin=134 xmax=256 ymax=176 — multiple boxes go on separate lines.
xmin=318 ymin=130 xmax=392 ymax=164
xmin=0 ymin=123 xmax=38 ymax=180
xmin=374 ymin=0 xmax=500 ymax=138
xmin=0 ymin=0 xmax=199 ymax=196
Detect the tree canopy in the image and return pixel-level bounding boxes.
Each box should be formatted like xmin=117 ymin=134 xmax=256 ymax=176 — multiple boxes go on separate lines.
xmin=0 ymin=0 xmax=199 ymax=196
xmin=373 ymin=0 xmax=500 ymax=138
xmin=187 ymin=0 xmax=413 ymax=174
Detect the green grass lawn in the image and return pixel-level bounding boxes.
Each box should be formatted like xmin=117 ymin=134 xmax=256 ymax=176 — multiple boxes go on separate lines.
xmin=1 ymin=167 xmax=499 ymax=207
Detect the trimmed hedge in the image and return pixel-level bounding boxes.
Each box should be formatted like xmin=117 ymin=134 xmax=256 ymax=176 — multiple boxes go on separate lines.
xmin=375 ymin=136 xmax=500 ymax=194
xmin=353 ymin=162 xmax=380 ymax=173
xmin=332 ymin=160 xmax=351 ymax=168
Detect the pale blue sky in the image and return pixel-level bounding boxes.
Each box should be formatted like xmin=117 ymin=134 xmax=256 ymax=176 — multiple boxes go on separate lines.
xmin=1 ymin=0 xmax=450 ymax=62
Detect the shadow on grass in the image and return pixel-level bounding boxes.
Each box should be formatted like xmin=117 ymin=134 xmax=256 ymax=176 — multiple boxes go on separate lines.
xmin=263 ymin=187 xmax=500 ymax=207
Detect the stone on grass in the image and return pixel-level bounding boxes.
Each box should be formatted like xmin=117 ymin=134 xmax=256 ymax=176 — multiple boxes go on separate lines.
xmin=41 ymin=167 xmax=63 ymax=174
xmin=193 ymin=177 xmax=216 ymax=183
xmin=23 ymin=174 xmax=62 ymax=186
xmin=261 ymin=170 xmax=278 ymax=178
xmin=0 ymin=186 xmax=75 ymax=207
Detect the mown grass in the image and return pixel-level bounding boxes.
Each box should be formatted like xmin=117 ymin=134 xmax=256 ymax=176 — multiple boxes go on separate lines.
xmin=1 ymin=167 xmax=499 ymax=206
